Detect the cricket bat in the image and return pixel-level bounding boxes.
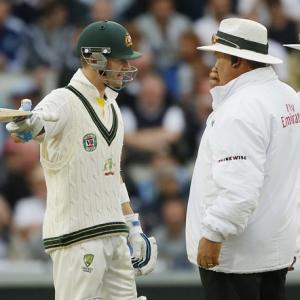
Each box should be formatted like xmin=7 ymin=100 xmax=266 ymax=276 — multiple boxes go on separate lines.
xmin=0 ymin=108 xmax=58 ymax=123
xmin=0 ymin=108 xmax=31 ymax=123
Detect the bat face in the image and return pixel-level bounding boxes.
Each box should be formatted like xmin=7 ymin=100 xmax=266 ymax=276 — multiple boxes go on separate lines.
xmin=0 ymin=108 xmax=31 ymax=122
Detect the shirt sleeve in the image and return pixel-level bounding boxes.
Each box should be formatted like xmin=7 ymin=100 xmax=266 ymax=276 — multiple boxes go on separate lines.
xmin=33 ymin=89 xmax=71 ymax=140
xmin=202 ymin=115 xmax=268 ymax=242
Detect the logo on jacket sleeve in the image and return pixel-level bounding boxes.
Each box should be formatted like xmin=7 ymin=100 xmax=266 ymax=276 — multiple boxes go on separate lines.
xmin=82 ymin=253 xmax=94 ymax=273
xmin=218 ymin=155 xmax=247 ymax=163
xmin=83 ymin=133 xmax=97 ymax=152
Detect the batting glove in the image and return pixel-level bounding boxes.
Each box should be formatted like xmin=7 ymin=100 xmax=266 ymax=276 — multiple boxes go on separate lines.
xmin=125 ymin=213 xmax=157 ymax=276
xmin=6 ymin=100 xmax=57 ymax=142
xmin=6 ymin=110 xmax=46 ymax=142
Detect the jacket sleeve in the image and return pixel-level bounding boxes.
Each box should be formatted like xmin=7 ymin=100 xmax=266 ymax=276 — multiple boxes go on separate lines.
xmin=202 ymin=115 xmax=268 ymax=242
xmin=33 ymin=89 xmax=70 ymax=140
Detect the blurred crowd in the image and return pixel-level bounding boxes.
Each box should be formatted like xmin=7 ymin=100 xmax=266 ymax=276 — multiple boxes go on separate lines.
xmin=0 ymin=0 xmax=299 ymax=273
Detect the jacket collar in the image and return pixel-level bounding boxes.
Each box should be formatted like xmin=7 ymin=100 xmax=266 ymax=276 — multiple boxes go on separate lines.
xmin=69 ymin=68 xmax=119 ymax=105
xmin=210 ymin=66 xmax=278 ymax=111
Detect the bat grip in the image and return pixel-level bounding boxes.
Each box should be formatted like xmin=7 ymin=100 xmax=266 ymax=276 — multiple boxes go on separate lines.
xmin=20 ymin=99 xmax=32 ymax=112
xmin=15 ymin=99 xmax=33 ymax=141
xmin=12 ymin=99 xmax=33 ymax=122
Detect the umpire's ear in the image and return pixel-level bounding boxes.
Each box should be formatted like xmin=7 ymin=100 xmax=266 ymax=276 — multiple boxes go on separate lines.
xmin=230 ymin=56 xmax=241 ymax=68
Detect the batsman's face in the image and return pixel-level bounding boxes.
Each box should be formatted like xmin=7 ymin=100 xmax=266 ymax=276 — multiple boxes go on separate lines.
xmin=105 ymin=58 xmax=130 ymax=89
xmin=213 ymin=52 xmax=235 ymax=86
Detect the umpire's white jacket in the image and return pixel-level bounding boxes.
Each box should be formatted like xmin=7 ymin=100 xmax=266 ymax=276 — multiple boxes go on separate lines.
xmin=186 ymin=67 xmax=300 ymax=273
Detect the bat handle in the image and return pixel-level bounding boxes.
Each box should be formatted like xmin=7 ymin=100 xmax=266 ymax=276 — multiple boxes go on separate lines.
xmin=20 ymin=99 xmax=32 ymax=112
xmin=13 ymin=99 xmax=32 ymax=122
xmin=17 ymin=99 xmax=33 ymax=141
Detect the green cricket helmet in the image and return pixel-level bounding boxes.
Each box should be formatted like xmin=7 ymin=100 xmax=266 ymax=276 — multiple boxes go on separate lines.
xmin=77 ymin=21 xmax=141 ymax=90
xmin=77 ymin=20 xmax=141 ymax=66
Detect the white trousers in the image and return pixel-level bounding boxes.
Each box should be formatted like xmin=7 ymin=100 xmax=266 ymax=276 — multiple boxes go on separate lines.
xmin=50 ymin=235 xmax=138 ymax=300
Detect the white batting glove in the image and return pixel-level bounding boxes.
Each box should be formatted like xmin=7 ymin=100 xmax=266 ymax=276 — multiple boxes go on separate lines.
xmin=132 ymin=236 xmax=157 ymax=276
xmin=126 ymin=213 xmax=144 ymax=260
xmin=6 ymin=112 xmax=45 ymax=142
xmin=125 ymin=213 xmax=157 ymax=276
xmin=6 ymin=99 xmax=58 ymax=143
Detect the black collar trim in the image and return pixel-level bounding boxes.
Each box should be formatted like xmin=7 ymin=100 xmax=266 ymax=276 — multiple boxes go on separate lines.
xmin=66 ymin=85 xmax=118 ymax=146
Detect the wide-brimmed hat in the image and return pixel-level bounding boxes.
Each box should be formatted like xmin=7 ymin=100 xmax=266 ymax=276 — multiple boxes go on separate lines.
xmin=197 ymin=18 xmax=282 ymax=65
xmin=284 ymin=34 xmax=300 ymax=50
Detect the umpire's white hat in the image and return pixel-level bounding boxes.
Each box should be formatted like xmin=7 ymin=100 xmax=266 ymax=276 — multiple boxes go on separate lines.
xmin=284 ymin=34 xmax=300 ymax=50
xmin=197 ymin=18 xmax=282 ymax=64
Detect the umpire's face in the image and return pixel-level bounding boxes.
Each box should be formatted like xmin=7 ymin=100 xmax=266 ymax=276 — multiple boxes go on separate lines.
xmin=213 ymin=52 xmax=235 ymax=86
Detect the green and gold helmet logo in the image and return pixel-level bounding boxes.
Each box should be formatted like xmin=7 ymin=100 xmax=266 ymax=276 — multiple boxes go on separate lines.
xmin=84 ymin=254 xmax=94 ymax=268
xmin=125 ymin=32 xmax=133 ymax=48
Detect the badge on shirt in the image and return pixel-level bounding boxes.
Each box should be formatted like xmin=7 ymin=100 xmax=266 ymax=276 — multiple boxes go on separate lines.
xmin=83 ymin=133 xmax=97 ymax=152
xmin=103 ymin=158 xmax=115 ymax=176
xmin=82 ymin=253 xmax=94 ymax=273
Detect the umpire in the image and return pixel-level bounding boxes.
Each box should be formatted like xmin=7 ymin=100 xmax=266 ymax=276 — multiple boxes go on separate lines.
xmin=186 ymin=18 xmax=300 ymax=300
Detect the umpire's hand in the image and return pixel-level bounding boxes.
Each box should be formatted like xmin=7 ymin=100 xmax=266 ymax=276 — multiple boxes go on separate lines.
xmin=197 ymin=237 xmax=222 ymax=269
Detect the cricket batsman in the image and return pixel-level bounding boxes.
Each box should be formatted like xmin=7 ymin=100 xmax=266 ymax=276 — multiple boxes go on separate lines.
xmin=5 ymin=20 xmax=157 ymax=300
